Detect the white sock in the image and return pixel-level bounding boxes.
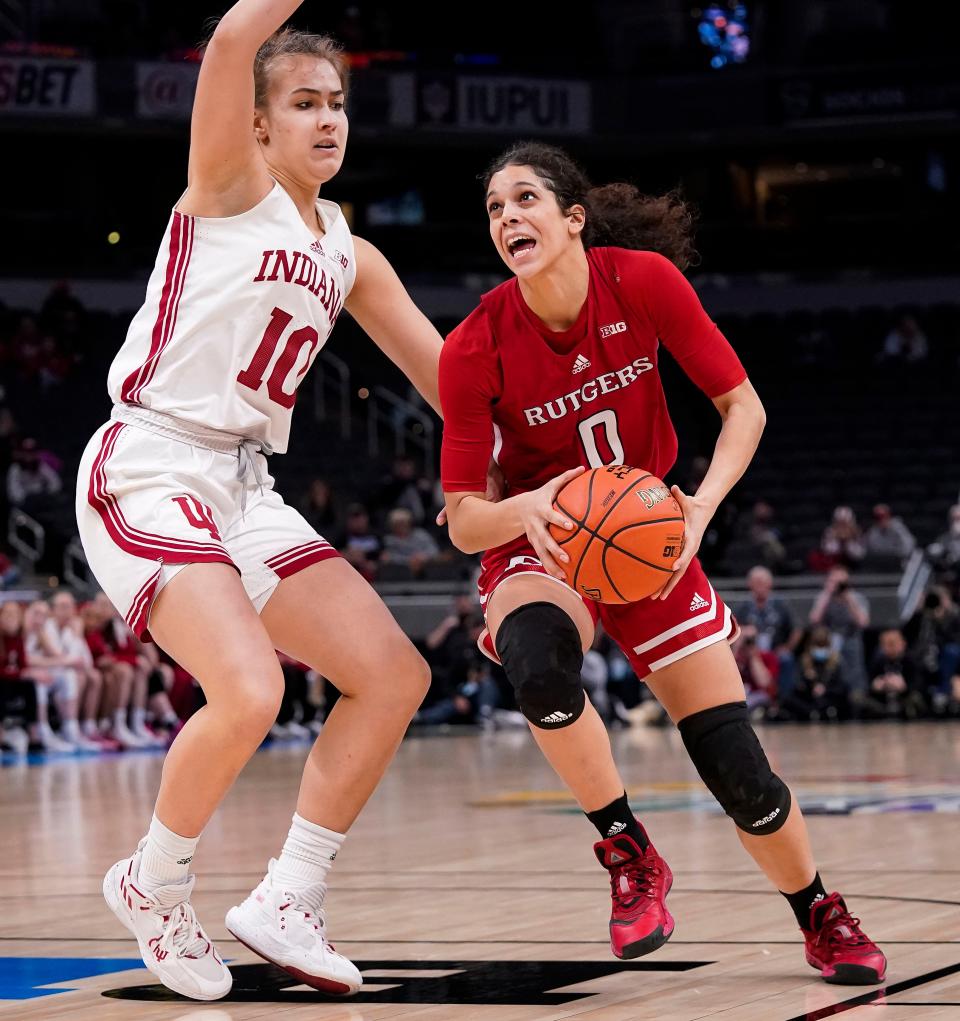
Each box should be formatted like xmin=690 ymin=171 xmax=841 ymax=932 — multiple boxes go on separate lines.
xmin=131 ymin=707 xmax=146 ymax=730
xmin=62 ymin=719 xmax=80 ymax=741
xmin=113 ymin=709 xmax=126 ymax=732
xmin=138 ymin=814 xmax=200 ymax=889
xmin=82 ymin=719 xmax=98 ymax=738
xmin=272 ymin=813 xmax=343 ymax=891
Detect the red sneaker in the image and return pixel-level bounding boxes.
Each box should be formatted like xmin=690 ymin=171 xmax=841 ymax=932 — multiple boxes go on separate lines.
xmin=594 ymin=831 xmax=674 ymax=959
xmin=802 ymin=893 xmax=887 ymax=985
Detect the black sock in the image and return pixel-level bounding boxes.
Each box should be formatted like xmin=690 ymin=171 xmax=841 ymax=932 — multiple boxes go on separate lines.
xmin=585 ymin=792 xmax=648 ymax=850
xmin=781 ymin=873 xmax=827 ymax=928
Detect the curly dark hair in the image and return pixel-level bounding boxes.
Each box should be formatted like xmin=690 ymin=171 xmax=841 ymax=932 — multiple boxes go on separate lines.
xmin=482 ymin=142 xmax=698 ymax=271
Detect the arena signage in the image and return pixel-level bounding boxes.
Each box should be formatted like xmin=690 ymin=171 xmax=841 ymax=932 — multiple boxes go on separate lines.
xmin=0 ymin=57 xmax=96 ymax=116
xmin=413 ymin=74 xmax=591 ymax=134
xmin=136 ymin=61 xmax=200 ymax=120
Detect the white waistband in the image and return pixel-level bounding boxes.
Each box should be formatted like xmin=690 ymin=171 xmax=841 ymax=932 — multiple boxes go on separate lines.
xmin=110 ymin=405 xmax=273 ymax=514
xmin=111 ymin=404 xmax=248 ymax=454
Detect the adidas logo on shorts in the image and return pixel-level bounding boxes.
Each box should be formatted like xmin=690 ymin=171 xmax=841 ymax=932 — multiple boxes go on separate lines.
xmin=540 ymin=710 xmax=573 ymax=724
xmin=571 ymin=354 xmax=591 ymax=374
xmin=689 ymin=592 xmax=709 ymax=612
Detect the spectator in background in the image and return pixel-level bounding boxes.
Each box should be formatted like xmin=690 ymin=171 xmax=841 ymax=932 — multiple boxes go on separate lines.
xmin=864 ymin=504 xmax=915 ymax=562
xmin=299 ymin=478 xmax=342 ymax=545
xmin=378 ymin=455 xmax=431 ymax=524
xmin=88 ymin=592 xmax=163 ymax=748
xmin=866 ymin=629 xmax=927 ymax=720
xmin=6 ymin=437 xmax=62 ymax=507
xmin=47 ymin=591 xmax=105 ymax=749
xmin=22 ymin=600 xmax=94 ymax=751
xmin=879 ymin=313 xmax=928 ymax=364
xmin=778 ymin=626 xmax=849 ymax=722
xmin=732 ymin=625 xmax=778 ymax=719
xmin=905 ymin=586 xmax=960 ymax=715
xmin=270 ymin=652 xmax=321 ymax=741
xmin=339 ymin=503 xmax=381 ymax=581
xmin=0 ymin=548 xmax=20 ymax=589
xmin=744 ymin=500 xmax=786 ymax=571
xmin=809 ymin=566 xmax=870 ymax=705
xmin=736 ymin=566 xmax=801 ymax=695
xmin=818 ymin=505 xmax=865 ymax=569
xmin=381 ymin=507 xmax=440 ymax=576
xmin=928 ymin=504 xmax=960 ymax=578
xmin=0 ymin=601 xmax=38 ymax=754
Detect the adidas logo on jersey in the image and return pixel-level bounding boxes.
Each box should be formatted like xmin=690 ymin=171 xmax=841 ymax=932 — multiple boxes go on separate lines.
xmin=606 ymin=821 xmax=627 ymax=837
xmin=689 ymin=592 xmax=709 ymax=612
xmin=540 ymin=710 xmax=573 ymax=724
xmin=571 ymin=354 xmax=591 ymax=374
xmin=310 ymin=239 xmax=324 ymax=254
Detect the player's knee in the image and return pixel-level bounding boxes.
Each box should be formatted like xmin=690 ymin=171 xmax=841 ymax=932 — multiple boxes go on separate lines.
xmin=678 ymin=701 xmax=791 ymax=835
xmin=226 ymin=670 xmax=284 ymax=737
xmin=496 ymin=602 xmax=585 ymax=730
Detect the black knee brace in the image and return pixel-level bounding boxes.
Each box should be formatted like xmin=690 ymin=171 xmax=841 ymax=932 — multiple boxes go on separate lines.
xmin=495 ymin=602 xmax=585 ymax=730
xmin=678 ymin=701 xmax=791 ymax=834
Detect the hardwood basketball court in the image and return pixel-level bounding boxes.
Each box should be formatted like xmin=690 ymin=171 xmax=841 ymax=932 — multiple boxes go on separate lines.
xmin=1 ymin=722 xmax=958 ymax=1020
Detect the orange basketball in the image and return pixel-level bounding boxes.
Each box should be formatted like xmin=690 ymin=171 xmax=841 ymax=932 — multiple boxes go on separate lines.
xmin=548 ymin=465 xmax=685 ymax=603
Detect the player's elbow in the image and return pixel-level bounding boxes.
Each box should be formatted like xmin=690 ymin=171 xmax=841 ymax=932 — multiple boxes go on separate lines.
xmin=446 ymin=518 xmax=483 ymax=556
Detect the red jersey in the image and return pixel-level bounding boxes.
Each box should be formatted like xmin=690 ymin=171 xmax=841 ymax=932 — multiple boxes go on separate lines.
xmin=440 ymin=248 xmax=746 ymax=496
xmin=0 ymin=634 xmax=27 ymax=680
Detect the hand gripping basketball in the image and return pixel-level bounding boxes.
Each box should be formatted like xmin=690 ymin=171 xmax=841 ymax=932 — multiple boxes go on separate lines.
xmin=548 ymin=465 xmax=686 ymax=603
xmin=514 ymin=466 xmax=587 ymax=580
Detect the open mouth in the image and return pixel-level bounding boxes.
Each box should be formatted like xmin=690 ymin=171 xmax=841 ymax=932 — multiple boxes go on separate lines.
xmin=314 ymin=142 xmax=338 ymax=151
xmin=506 ymin=235 xmax=537 ymax=260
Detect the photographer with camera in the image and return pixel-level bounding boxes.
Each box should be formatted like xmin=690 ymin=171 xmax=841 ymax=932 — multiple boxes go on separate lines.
xmin=809 ymin=567 xmax=870 ymax=711
xmin=904 ymin=586 xmax=960 ymax=716
xmin=777 ymin=626 xmax=849 ymax=722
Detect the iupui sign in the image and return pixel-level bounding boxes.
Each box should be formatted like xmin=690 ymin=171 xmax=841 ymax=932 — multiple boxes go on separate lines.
xmin=136 ymin=62 xmax=200 ymax=120
xmin=413 ymin=75 xmax=592 ymax=134
xmin=0 ymin=57 xmax=96 ymax=116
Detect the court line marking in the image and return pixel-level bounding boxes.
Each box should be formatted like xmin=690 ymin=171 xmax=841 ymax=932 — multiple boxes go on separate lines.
xmin=782 ymin=961 xmax=960 ymax=1021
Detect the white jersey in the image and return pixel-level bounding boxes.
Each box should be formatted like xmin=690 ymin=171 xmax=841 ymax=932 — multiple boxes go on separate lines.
xmin=107 ymin=182 xmax=357 ymax=453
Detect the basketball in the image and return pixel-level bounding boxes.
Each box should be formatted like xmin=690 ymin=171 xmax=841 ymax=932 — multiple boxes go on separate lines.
xmin=548 ymin=465 xmax=685 ymax=603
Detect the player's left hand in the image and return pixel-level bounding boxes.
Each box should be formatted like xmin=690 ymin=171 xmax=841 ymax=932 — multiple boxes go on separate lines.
xmin=653 ymin=485 xmax=712 ymax=601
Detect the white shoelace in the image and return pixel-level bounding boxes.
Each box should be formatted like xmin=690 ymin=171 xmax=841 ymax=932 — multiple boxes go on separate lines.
xmin=155 ymin=900 xmax=211 ymax=959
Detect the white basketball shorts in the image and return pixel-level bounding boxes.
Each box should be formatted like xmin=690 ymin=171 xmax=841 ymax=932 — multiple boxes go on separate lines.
xmin=76 ymin=413 xmax=339 ymax=639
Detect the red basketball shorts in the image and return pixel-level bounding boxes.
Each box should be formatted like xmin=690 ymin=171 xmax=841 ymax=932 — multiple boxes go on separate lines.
xmin=476 ymin=537 xmax=737 ymax=679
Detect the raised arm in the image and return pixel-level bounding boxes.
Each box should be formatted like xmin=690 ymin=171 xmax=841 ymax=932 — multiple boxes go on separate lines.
xmin=181 ymin=0 xmax=303 ymax=214
xmin=345 ymin=237 xmax=443 ymax=416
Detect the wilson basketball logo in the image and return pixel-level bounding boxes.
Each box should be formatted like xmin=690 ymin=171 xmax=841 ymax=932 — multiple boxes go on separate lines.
xmin=637 ymin=485 xmax=671 ymax=510
xmin=599 ymin=321 xmax=627 ymax=338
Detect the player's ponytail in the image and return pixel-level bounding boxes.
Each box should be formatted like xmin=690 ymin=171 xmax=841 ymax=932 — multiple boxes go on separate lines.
xmin=482 ymin=142 xmax=698 ymax=271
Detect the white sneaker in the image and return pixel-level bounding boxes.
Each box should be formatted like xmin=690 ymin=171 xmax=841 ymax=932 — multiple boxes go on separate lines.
xmin=225 ymin=860 xmax=361 ymax=995
xmin=37 ymin=726 xmax=76 ymax=753
xmin=1 ymin=726 xmax=29 ymax=754
xmin=132 ymin=723 xmax=166 ymax=747
xmin=103 ymin=839 xmax=231 ymax=1001
xmin=112 ymin=724 xmax=150 ymax=749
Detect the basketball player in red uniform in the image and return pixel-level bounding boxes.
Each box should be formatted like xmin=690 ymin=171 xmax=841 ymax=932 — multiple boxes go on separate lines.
xmin=440 ymin=142 xmax=885 ymax=985
xmin=76 ymin=0 xmax=447 ymax=1001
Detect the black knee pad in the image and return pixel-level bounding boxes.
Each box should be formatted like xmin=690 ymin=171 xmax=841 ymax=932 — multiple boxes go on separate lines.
xmin=678 ymin=701 xmax=791 ymax=834
xmin=495 ymin=602 xmax=585 ymax=730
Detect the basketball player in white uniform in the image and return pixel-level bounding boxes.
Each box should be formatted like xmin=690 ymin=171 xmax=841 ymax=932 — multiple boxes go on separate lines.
xmin=77 ymin=0 xmax=445 ymax=1001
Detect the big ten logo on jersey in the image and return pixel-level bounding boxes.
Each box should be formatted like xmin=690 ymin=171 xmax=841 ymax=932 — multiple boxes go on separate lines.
xmin=172 ymin=496 xmax=221 ymax=540
xmin=252 ymin=249 xmax=343 ymax=324
xmin=600 ymin=321 xmax=628 ymax=339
